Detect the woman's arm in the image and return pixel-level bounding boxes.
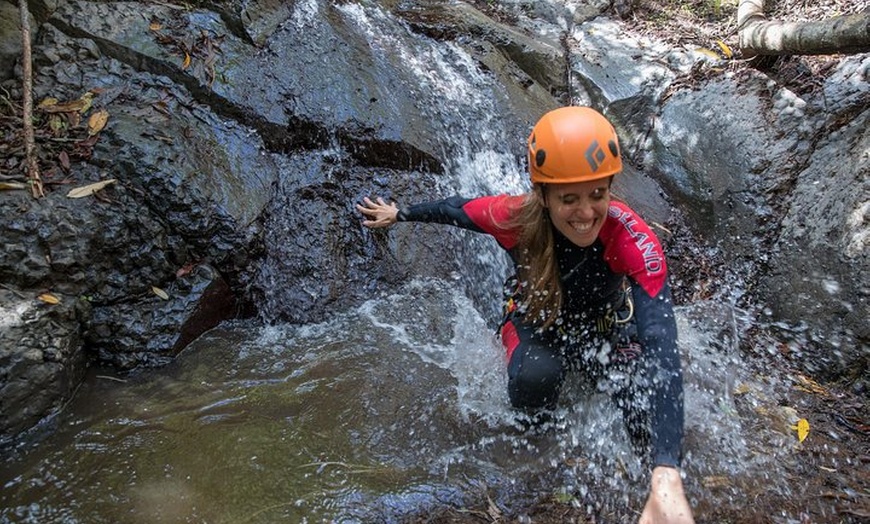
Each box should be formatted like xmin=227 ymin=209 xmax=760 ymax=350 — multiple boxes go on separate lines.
xmin=357 ymin=195 xmax=522 ymax=245
xmin=631 ymin=281 xmax=694 ymax=523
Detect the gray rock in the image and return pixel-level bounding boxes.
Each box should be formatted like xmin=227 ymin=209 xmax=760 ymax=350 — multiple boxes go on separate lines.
xmin=0 ymin=288 xmax=88 ymax=444
xmin=762 ymin=106 xmax=869 ymax=375
xmin=650 ymin=72 xmax=804 ymax=248
xmin=0 ymin=1 xmax=23 ymax=82
xmin=85 ymin=264 xmax=236 ymax=370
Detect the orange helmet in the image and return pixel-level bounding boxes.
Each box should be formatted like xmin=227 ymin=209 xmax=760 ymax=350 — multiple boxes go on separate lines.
xmin=527 ymin=106 xmax=622 ymax=184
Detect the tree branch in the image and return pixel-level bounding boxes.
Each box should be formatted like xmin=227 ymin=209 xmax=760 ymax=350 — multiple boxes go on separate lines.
xmin=19 ymin=0 xmax=44 ymax=198
xmin=738 ymin=0 xmax=870 ymax=57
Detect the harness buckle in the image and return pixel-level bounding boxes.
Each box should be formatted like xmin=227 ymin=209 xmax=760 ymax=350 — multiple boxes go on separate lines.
xmin=614 ymin=293 xmax=634 ymax=325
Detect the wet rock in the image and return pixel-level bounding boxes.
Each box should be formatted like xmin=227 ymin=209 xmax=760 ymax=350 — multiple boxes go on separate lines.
xmin=650 ymin=71 xmax=806 ymax=247
xmin=85 ymin=264 xmax=235 ymax=370
xmin=0 ymin=188 xmax=183 ymax=301
xmin=0 ymin=288 xmax=89 ymax=444
xmin=236 ymin=0 xmax=294 ymax=45
xmin=250 ymin=156 xmax=463 ymax=324
xmin=394 ymin=0 xmax=567 ymax=97
xmin=568 ymin=17 xmax=729 ymax=159
xmin=569 ymin=18 xmax=677 ymax=106
xmin=762 ymin=105 xmax=870 ymax=377
xmin=0 ymin=1 xmax=24 ymax=82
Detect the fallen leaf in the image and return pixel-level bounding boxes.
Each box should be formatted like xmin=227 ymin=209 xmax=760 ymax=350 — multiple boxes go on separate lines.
xmin=48 ymin=114 xmax=66 ymax=134
xmin=790 ymin=418 xmax=810 ymax=442
xmin=0 ymin=182 xmax=27 ymax=191
xmin=38 ymin=293 xmax=60 ymax=305
xmin=59 ymin=150 xmax=71 ymax=172
xmin=149 ymin=22 xmax=162 ymax=31
xmin=40 ymin=93 xmax=94 ymax=114
xmin=182 ymin=52 xmax=191 ymax=70
xmin=695 ymin=47 xmax=720 ymax=60
xmin=66 ymin=179 xmax=117 ymax=198
xmin=88 ymin=109 xmax=109 ymax=136
xmin=78 ymin=92 xmax=94 ymax=114
xmin=176 ymin=262 xmax=196 ymax=278
xmin=38 ymin=97 xmax=59 ymax=109
xmin=734 ymin=383 xmax=751 ymax=395
xmin=716 ymin=40 xmax=733 ymax=59
xmin=702 ymin=476 xmax=731 ymax=488
xmin=794 ymin=374 xmax=830 ymax=396
xmin=152 ymin=286 xmax=170 ymax=300
xmin=486 ymin=495 xmax=501 ymax=521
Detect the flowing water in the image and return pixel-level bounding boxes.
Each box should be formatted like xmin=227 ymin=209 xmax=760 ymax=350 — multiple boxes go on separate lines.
xmin=1 ymin=2 xmax=827 ymax=522
xmin=1 ymin=279 xmax=800 ymax=523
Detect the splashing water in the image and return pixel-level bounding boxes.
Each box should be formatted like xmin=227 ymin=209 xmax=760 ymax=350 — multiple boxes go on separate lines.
xmin=1 ymin=277 xmax=804 ymax=522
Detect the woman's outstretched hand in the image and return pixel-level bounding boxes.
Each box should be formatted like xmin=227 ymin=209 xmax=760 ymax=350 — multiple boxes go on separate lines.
xmin=639 ymin=466 xmax=694 ymax=524
xmin=356 ymin=196 xmax=399 ymax=228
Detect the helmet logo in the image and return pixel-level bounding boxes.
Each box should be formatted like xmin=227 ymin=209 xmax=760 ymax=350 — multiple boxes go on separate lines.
xmin=585 ymin=140 xmax=606 ymax=173
xmin=535 ymin=149 xmax=546 ymax=167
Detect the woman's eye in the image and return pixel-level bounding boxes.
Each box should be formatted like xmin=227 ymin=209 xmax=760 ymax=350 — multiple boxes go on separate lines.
xmin=561 ymin=196 xmax=577 ymax=205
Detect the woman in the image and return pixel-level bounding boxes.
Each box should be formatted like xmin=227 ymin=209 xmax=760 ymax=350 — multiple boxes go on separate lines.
xmin=356 ymin=106 xmax=694 ymax=523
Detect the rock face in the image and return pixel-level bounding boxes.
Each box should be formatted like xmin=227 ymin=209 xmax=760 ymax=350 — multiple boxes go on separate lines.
xmin=0 ymin=0 xmax=866 ymax=441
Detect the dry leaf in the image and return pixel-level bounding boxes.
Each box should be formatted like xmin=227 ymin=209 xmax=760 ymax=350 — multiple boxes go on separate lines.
xmin=716 ymin=40 xmax=733 ymax=59
xmin=88 ymin=109 xmax=109 ymax=136
xmin=790 ymin=418 xmax=810 ymax=442
xmin=794 ymin=374 xmax=830 ymax=396
xmin=78 ymin=92 xmax=94 ymax=114
xmin=695 ymin=47 xmax=720 ymax=60
xmin=733 ymin=383 xmax=751 ymax=395
xmin=149 ymin=22 xmax=162 ymax=31
xmin=38 ymin=293 xmax=60 ymax=305
xmin=702 ymin=476 xmax=731 ymax=488
xmin=0 ymin=182 xmax=27 ymax=191
xmin=176 ymin=262 xmax=196 ymax=278
xmin=40 ymin=98 xmax=88 ymax=114
xmin=38 ymin=97 xmax=58 ymax=109
xmin=66 ymin=179 xmax=117 ymax=198
xmin=182 ymin=52 xmax=191 ymax=70
xmin=152 ymin=286 xmax=170 ymax=300
xmin=59 ymin=151 xmax=71 ymax=172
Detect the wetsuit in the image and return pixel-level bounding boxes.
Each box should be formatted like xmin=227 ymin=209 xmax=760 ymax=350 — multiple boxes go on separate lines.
xmin=397 ymin=195 xmax=684 ymax=468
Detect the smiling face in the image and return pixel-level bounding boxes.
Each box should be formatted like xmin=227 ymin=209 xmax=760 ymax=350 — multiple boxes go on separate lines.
xmin=542 ymin=178 xmax=612 ymax=247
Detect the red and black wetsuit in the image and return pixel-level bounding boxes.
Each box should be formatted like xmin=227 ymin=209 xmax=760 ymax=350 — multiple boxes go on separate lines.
xmin=397 ymin=195 xmax=684 ymax=468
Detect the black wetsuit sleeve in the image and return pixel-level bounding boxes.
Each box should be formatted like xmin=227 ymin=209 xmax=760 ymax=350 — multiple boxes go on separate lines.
xmin=396 ymin=196 xmax=485 ymax=233
xmin=630 ymin=280 xmax=684 ymax=468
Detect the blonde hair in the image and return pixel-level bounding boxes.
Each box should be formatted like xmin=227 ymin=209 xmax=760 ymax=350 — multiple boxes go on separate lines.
xmin=507 ymin=186 xmax=562 ymax=330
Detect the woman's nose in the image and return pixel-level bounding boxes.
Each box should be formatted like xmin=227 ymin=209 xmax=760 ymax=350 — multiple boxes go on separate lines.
xmin=571 ymin=201 xmax=594 ymax=219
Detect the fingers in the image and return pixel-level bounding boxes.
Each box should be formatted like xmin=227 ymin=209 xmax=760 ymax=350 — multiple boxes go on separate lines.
xmin=356 ymin=195 xmax=397 ymax=229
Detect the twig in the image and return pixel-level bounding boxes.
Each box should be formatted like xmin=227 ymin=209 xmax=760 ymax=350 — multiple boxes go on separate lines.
xmin=240 ymin=501 xmax=298 ymax=523
xmin=95 ymin=375 xmax=128 ymax=383
xmin=19 ymin=0 xmax=43 ymax=198
xmin=0 ymin=85 xmax=18 ymax=114
xmin=0 ymin=283 xmax=28 ymax=298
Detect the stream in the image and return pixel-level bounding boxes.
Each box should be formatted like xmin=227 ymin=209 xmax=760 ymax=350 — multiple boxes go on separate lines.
xmin=1 ymin=277 xmax=796 ymax=523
